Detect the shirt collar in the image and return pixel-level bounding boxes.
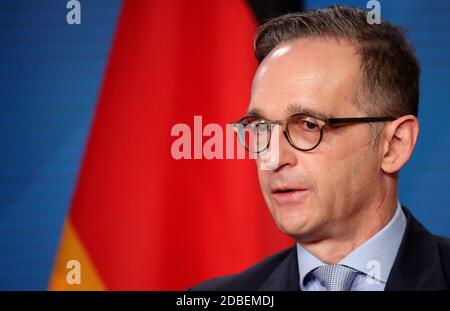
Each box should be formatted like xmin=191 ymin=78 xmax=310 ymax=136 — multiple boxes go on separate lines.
xmin=297 ymin=201 xmax=406 ymax=287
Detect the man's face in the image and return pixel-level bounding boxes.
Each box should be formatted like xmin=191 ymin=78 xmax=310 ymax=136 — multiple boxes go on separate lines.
xmin=250 ymin=38 xmax=384 ymax=242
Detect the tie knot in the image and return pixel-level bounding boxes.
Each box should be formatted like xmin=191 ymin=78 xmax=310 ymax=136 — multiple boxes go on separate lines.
xmin=312 ymin=265 xmax=359 ymax=291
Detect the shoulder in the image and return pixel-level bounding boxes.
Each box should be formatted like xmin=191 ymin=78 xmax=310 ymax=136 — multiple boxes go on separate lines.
xmin=436 ymin=235 xmax=450 ymax=273
xmin=189 ymin=246 xmax=294 ymax=291
xmin=436 ymin=235 xmax=450 ymax=252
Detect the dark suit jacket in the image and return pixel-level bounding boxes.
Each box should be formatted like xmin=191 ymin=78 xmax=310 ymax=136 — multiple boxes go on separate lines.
xmin=191 ymin=208 xmax=450 ymax=290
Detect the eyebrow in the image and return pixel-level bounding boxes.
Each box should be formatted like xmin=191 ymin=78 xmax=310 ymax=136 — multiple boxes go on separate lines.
xmin=285 ymin=103 xmax=334 ymax=120
xmin=246 ymin=103 xmax=334 ymax=120
xmin=245 ymin=107 xmax=266 ymax=118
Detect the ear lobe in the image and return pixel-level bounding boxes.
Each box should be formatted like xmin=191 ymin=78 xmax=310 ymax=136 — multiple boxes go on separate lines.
xmin=381 ymin=115 xmax=419 ymax=174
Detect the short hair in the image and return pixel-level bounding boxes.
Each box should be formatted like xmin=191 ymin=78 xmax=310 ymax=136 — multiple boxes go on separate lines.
xmin=254 ymin=5 xmax=420 ymax=118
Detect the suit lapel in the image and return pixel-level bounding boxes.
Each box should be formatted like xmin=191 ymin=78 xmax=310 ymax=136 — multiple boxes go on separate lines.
xmin=385 ymin=207 xmax=448 ymax=290
xmin=258 ymin=245 xmax=301 ymax=291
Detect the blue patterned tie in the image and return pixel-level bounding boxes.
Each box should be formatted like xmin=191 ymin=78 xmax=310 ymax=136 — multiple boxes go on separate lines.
xmin=312 ymin=265 xmax=359 ymax=291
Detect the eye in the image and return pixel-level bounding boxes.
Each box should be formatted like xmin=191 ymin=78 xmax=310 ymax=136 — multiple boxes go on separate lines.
xmin=255 ymin=122 xmax=269 ymax=132
xmin=300 ymin=119 xmax=319 ymax=131
xmin=247 ymin=121 xmax=269 ymax=135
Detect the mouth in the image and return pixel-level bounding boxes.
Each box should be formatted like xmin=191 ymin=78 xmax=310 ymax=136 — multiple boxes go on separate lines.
xmin=271 ymin=186 xmax=309 ymax=205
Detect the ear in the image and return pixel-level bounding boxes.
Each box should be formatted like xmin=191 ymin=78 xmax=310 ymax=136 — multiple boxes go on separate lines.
xmin=381 ymin=115 xmax=419 ymax=174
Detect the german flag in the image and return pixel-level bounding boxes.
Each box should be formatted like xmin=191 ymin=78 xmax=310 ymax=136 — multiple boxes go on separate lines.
xmin=50 ymin=0 xmax=301 ymax=290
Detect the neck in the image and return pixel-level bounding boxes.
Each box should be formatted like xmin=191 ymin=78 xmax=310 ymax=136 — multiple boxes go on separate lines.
xmin=299 ymin=183 xmax=398 ymax=264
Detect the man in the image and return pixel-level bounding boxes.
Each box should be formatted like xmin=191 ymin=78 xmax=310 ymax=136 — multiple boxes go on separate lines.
xmin=191 ymin=5 xmax=450 ymax=291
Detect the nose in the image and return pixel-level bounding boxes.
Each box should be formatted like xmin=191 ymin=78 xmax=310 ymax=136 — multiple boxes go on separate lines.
xmin=269 ymin=124 xmax=298 ymax=172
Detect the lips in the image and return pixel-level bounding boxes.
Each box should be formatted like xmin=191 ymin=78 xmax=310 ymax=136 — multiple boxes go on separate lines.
xmin=271 ymin=185 xmax=307 ymax=193
xmin=271 ymin=185 xmax=309 ymax=205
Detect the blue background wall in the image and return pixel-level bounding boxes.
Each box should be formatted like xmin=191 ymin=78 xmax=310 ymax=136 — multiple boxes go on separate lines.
xmin=0 ymin=0 xmax=449 ymax=290
xmin=0 ymin=0 xmax=122 ymax=290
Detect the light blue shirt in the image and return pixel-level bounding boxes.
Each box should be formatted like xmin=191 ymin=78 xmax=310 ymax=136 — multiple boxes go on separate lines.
xmin=297 ymin=202 xmax=406 ymax=291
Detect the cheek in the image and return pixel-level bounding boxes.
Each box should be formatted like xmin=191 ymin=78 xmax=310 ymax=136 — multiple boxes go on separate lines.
xmin=304 ymin=149 xmax=359 ymax=202
xmin=323 ymin=130 xmax=373 ymax=176
xmin=305 ymin=158 xmax=338 ymax=205
xmin=320 ymin=148 xmax=376 ymax=205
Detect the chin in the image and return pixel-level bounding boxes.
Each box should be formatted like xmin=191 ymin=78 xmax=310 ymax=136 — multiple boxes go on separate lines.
xmin=269 ymin=200 xmax=321 ymax=239
xmin=272 ymin=207 xmax=310 ymax=236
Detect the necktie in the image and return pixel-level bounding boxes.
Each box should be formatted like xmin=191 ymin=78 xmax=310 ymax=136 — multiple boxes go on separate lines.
xmin=312 ymin=265 xmax=359 ymax=291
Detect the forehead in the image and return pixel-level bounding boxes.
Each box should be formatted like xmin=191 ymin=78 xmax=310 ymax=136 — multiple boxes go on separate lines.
xmin=249 ymin=38 xmax=362 ymax=119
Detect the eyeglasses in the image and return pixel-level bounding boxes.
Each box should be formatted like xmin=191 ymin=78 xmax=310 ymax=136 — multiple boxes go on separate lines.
xmin=231 ymin=113 xmax=397 ymax=153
